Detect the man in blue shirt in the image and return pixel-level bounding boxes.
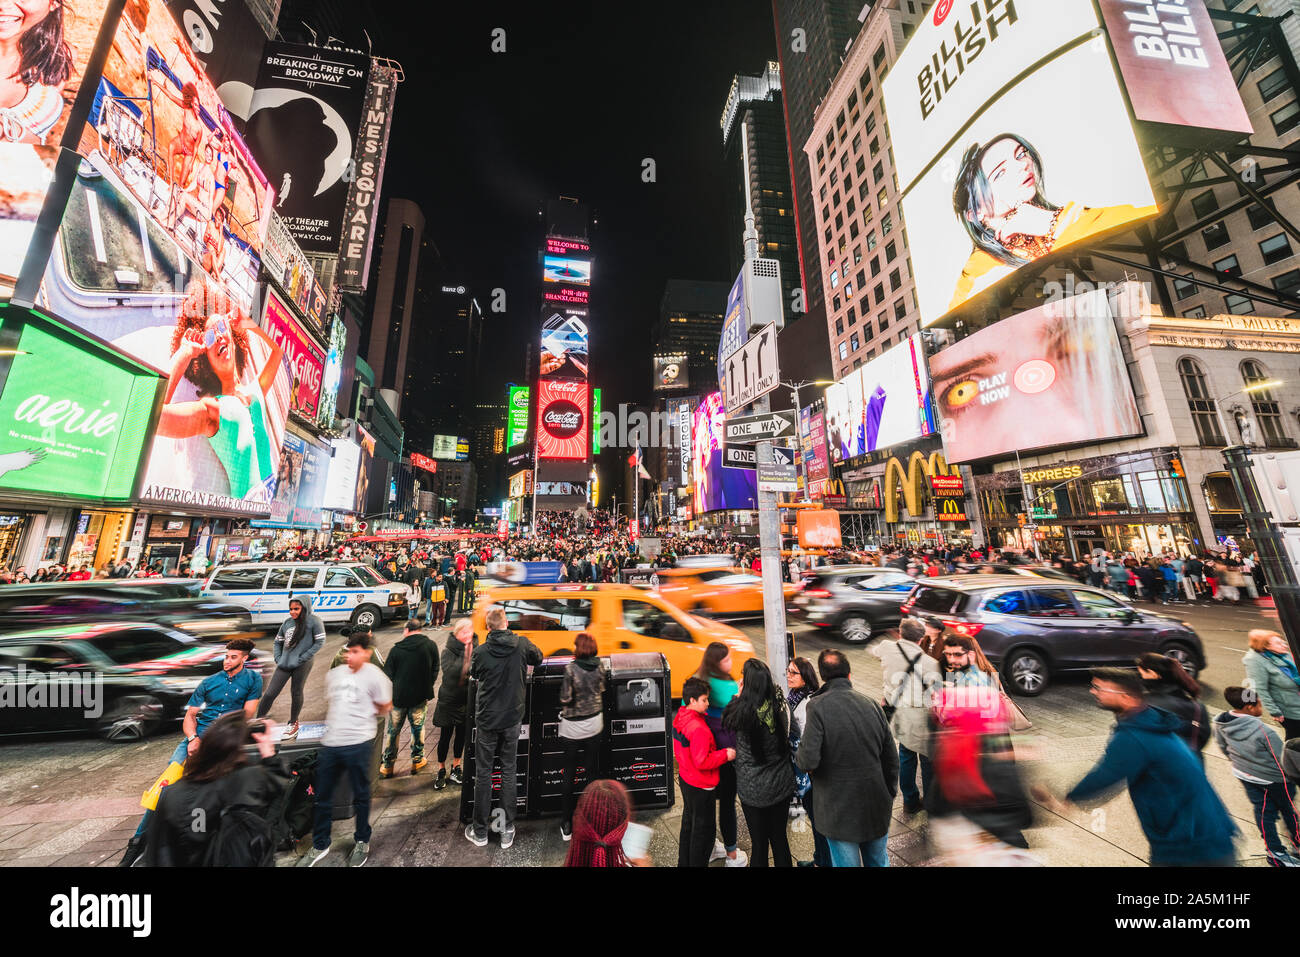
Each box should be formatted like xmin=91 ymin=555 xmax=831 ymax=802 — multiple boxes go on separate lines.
xmin=121 ymin=638 xmax=263 ymax=865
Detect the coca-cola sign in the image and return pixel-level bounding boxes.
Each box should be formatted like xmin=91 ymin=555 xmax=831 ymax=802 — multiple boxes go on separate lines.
xmin=536 ymin=379 xmax=588 ymax=460
xmin=264 ymin=289 xmax=326 ymax=419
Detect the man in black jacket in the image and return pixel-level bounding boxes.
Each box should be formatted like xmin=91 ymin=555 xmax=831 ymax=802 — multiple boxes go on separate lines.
xmin=796 ymin=649 xmax=898 ymax=867
xmin=380 ymin=616 xmax=439 ymax=777
xmin=465 ymin=606 xmax=543 ymax=850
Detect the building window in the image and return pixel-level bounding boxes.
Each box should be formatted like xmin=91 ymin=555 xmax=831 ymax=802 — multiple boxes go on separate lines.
xmin=1274 ymin=268 xmax=1300 ymax=297
xmin=1191 ymin=190 xmax=1218 ymax=219
xmin=1182 ymin=305 xmax=1207 ymax=319
xmin=866 ymin=231 xmax=878 ymax=252
xmin=838 ymin=341 xmax=848 ymax=360
xmin=840 ymin=152 xmax=849 ymax=171
xmin=885 ymin=240 xmax=897 ymax=262
xmin=1212 ymin=254 xmax=1241 ymax=278
xmin=830 ymin=168 xmax=838 ymax=186
xmin=889 ymin=268 xmax=902 ymax=292
xmin=1202 ymin=222 xmax=1230 ymax=250
xmin=852 ymin=245 xmax=862 ymax=265
xmin=1173 ymin=274 xmax=1198 ymax=299
xmin=878 ymin=311 xmax=889 ymax=332
xmin=846 ymin=196 xmax=856 ymax=216
xmin=835 ymin=318 xmax=844 ymax=335
xmin=877 ymin=187 xmax=889 ymax=210
xmin=844 ymin=282 xmax=854 ymax=300
xmin=1258 ymin=67 xmax=1290 ymax=102
xmin=832 ymin=295 xmax=841 ymax=311
xmin=865 ymin=113 xmax=876 ymax=134
xmin=1242 ymin=359 xmax=1289 ymax=447
xmin=829 ymin=269 xmax=840 ymax=289
xmin=874 ymin=283 xmax=885 ymax=305
xmin=1178 ymin=357 xmax=1225 ymax=446
xmin=1225 ymin=292 xmax=1253 ymax=314
xmin=870 ymin=256 xmax=881 ymax=277
xmin=847 ymin=304 xmax=857 ymax=324
xmin=1260 ymin=233 xmax=1293 ymax=265
xmin=849 ymin=221 xmax=860 ymax=239
xmin=851 ymin=131 xmax=861 ymax=152
xmin=850 ymin=332 xmax=860 ymax=352
xmin=873 ymin=160 xmax=885 ymax=183
xmin=1272 ymin=99 xmax=1300 ymax=136
xmin=1247 ymin=203 xmax=1275 ymax=230
xmin=894 ymin=298 xmax=907 ymax=322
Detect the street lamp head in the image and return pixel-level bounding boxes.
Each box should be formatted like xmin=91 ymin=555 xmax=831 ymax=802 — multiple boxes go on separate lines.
xmin=1242 ymin=379 xmax=1283 ymax=394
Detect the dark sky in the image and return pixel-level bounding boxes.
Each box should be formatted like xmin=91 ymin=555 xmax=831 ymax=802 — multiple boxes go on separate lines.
xmin=337 ymin=1 xmax=777 ymax=412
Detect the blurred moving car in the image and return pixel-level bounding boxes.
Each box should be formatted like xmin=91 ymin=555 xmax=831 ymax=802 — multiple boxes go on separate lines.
xmin=0 ymin=623 xmax=268 ymax=741
xmin=787 ymin=565 xmax=916 ymax=643
xmin=652 ymin=567 xmax=798 ymax=619
xmin=472 ymin=584 xmax=754 ymax=697
xmin=899 ymin=576 xmax=1205 ymax=696
xmin=0 ymin=580 xmax=255 ymax=640
xmin=951 ymin=562 xmax=1079 ymax=582
xmin=201 ymin=562 xmax=410 ymax=630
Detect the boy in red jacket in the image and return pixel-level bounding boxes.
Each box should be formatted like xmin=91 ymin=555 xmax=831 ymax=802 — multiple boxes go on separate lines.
xmin=674 ymin=677 xmax=735 ymax=867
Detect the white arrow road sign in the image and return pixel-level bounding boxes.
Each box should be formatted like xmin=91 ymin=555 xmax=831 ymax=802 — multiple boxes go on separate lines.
xmin=725 ymin=409 xmax=796 ymax=443
xmin=724 ymin=323 xmax=779 ymax=410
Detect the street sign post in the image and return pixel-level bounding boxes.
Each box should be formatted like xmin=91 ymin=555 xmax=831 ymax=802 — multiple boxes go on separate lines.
xmin=724 ymin=409 xmax=796 ymax=443
xmin=757 ymin=462 xmax=798 ymax=493
xmin=724 ymin=323 xmax=780 ymax=410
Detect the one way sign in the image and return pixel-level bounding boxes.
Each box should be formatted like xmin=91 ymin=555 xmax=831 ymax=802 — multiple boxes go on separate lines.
xmin=723 ymin=443 xmax=796 ymax=471
xmin=724 ymin=323 xmax=779 ymax=410
xmin=724 ymin=409 xmax=796 ymax=443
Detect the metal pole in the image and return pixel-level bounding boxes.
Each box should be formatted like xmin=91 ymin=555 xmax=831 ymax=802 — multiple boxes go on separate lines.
xmin=1222 ymin=445 xmax=1300 ymax=663
xmin=754 ymin=392 xmax=790 ymax=693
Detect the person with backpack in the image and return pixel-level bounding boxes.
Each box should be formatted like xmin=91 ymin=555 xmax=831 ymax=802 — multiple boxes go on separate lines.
xmin=873 ymin=618 xmax=943 ymax=813
xmin=379 ymin=615 xmax=440 ymax=778
xmin=431 ymin=619 xmax=477 ymax=790
xmin=722 ymin=659 xmax=796 ymax=867
xmin=144 ymin=712 xmax=292 ymax=866
xmin=257 ymin=597 xmax=326 ymax=739
xmin=558 ymin=632 xmax=607 ymax=842
xmin=674 ymin=676 xmax=736 ymax=867
xmin=1214 ymin=686 xmax=1300 ymax=867
xmin=1136 ymin=652 xmax=1210 ymax=760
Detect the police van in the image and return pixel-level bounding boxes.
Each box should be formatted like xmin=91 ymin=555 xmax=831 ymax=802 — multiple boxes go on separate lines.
xmin=200 ymin=563 xmax=410 ymax=630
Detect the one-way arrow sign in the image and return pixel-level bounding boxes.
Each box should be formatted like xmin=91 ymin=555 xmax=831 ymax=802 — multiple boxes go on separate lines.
xmin=723 ymin=442 xmax=796 ymax=470
xmin=724 ymin=409 xmax=796 ymax=443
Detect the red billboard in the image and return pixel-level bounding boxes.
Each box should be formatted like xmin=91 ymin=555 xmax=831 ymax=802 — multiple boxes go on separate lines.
xmin=537 ymin=379 xmax=589 ymax=460
xmin=264 ymin=289 xmax=325 ymax=418
xmin=410 ymin=452 xmax=437 ymax=474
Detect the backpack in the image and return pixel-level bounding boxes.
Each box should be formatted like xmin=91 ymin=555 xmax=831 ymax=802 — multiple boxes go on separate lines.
xmin=273 ymin=751 xmax=318 ymax=850
xmin=201 ymin=805 xmax=277 ymax=867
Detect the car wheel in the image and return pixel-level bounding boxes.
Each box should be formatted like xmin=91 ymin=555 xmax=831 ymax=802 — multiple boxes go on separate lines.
xmin=95 ymin=695 xmax=164 ymax=742
xmin=839 ymin=615 xmax=873 ymax=644
xmin=351 ymin=605 xmax=380 ymax=630
xmin=1004 ymin=649 xmax=1049 ymax=697
xmin=1160 ymin=642 xmax=1200 ymax=680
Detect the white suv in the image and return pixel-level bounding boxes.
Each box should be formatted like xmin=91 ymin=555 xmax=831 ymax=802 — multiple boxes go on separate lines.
xmin=201 ymin=562 xmax=410 ymax=630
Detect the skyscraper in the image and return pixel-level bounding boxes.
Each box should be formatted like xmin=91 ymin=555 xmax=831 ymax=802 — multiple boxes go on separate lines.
xmin=364 ymin=198 xmax=427 ymax=415
xmin=652 ymin=279 xmax=730 ymax=389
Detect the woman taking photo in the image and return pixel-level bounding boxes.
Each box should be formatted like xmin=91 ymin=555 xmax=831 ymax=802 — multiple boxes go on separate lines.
xmin=1136 ymin=652 xmax=1210 ymax=758
xmin=430 ymin=618 xmax=477 ymax=790
xmin=558 ymin=632 xmax=607 ymax=842
xmin=1244 ymin=629 xmax=1300 ymax=741
xmin=257 ymin=596 xmax=325 ymax=739
xmin=695 ymin=642 xmax=747 ymax=866
xmin=723 ymin=659 xmax=795 ymax=867
xmin=144 ymin=712 xmax=292 ymax=866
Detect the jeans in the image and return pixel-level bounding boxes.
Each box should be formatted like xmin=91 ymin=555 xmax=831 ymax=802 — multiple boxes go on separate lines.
xmin=133 ymin=738 xmax=193 ymax=838
xmin=381 ymin=703 xmax=427 ymax=765
xmin=741 ymin=799 xmax=792 ymax=867
xmin=311 ymin=741 xmax=374 ymax=850
xmin=560 ymin=734 xmax=601 ymax=827
xmin=472 ymin=726 xmax=520 ymax=838
xmin=898 ymin=745 xmax=933 ymax=803
xmin=257 ymin=660 xmax=314 ymax=724
xmin=716 ymin=761 xmax=738 ymax=851
xmin=802 ymin=788 xmax=832 ymax=867
xmin=678 ymin=778 xmax=716 ymax=867
xmin=1283 ymin=717 xmax=1300 ymax=742
xmin=828 ymin=833 xmax=890 ymax=867
xmin=1243 ymin=779 xmax=1300 ymax=866
xmin=436 ymin=721 xmax=466 ymax=763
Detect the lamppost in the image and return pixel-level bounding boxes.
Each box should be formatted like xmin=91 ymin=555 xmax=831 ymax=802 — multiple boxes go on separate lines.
xmin=781 ymin=379 xmax=833 ymax=503
xmin=1216 ymin=379 xmax=1284 ymax=447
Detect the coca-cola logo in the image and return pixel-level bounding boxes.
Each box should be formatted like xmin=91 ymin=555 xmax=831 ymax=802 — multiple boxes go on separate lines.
xmin=542 ymin=400 xmax=583 ymax=438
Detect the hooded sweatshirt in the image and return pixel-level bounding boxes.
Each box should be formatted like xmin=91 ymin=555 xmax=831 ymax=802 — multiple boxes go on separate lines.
xmin=1213 ymin=711 xmax=1288 ymax=784
xmin=470 ymin=628 xmax=543 ymax=730
xmin=385 ymin=628 xmax=440 ymax=709
xmin=273 ymin=597 xmax=326 ymax=670
xmin=673 ymin=705 xmax=729 ymax=790
xmin=1067 ymin=706 xmax=1237 ymax=865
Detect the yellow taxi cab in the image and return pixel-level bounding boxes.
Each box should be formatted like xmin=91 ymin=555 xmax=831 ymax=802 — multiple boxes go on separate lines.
xmin=652 ymin=566 xmax=800 ymax=618
xmin=471 ymin=583 xmax=755 ymax=698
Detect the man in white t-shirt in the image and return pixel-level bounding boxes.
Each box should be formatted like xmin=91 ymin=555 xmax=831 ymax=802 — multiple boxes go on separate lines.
xmin=299 ymin=632 xmax=392 ymax=867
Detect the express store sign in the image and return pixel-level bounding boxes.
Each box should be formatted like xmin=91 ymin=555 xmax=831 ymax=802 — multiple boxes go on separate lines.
xmin=537 ymin=379 xmax=589 ymax=460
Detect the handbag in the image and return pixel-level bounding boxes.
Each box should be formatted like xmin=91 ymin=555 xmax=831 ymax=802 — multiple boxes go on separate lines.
xmin=996 ymin=682 xmax=1033 ymax=732
xmin=882 ymin=645 xmax=923 ymax=721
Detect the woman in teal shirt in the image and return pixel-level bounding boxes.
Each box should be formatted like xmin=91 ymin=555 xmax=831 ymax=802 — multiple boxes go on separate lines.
xmin=158 ymin=278 xmax=285 ymax=500
xmin=693 ymin=642 xmax=747 ymax=867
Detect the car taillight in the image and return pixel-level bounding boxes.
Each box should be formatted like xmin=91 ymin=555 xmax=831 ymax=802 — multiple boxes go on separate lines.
xmin=900 ymin=601 xmax=914 ymax=614
xmin=804 ymin=589 xmax=832 ymax=599
xmin=945 ymin=620 xmax=983 ymax=638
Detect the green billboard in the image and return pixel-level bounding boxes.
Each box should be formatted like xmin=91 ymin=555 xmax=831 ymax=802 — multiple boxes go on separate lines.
xmin=0 ymin=311 xmax=162 ymax=500
xmin=508 ymin=384 xmax=529 ymax=448
xmin=592 ymin=387 xmax=601 ymax=454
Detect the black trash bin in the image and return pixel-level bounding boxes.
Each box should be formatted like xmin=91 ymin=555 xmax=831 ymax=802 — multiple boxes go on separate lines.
xmin=246 ymin=718 xmax=385 ymax=822
xmin=458 ymin=676 xmax=531 ymax=824
xmin=529 ymin=655 xmax=602 ymax=816
xmin=604 ymin=653 xmax=673 ymax=810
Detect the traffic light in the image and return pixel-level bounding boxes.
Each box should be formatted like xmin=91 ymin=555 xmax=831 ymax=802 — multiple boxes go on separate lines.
xmin=1170 ymin=457 xmax=1185 ymax=479
xmin=1017 ymin=513 xmax=1027 ymax=527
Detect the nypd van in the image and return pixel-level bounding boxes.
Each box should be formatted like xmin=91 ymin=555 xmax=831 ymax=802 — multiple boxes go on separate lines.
xmin=200 ymin=563 xmax=410 ymax=630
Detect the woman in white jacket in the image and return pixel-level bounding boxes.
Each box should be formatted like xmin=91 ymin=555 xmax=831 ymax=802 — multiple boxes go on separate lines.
xmin=872 ymin=618 xmax=943 ymax=814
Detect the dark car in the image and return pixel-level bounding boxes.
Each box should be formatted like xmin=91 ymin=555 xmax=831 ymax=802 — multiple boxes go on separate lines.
xmin=952 ymin=563 xmax=1079 ymax=582
xmin=0 ymin=580 xmax=254 ymax=640
xmin=788 ymin=565 xmax=917 ymax=643
xmin=899 ymin=575 xmax=1206 ymax=696
xmin=0 ymin=622 xmax=267 ymax=741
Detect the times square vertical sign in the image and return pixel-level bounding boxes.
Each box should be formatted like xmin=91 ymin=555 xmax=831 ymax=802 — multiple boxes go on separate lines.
xmin=338 ymin=60 xmax=401 ymax=291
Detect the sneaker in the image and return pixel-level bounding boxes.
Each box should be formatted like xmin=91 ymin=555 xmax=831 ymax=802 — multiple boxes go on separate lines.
xmin=379 ymin=764 xmax=394 ymax=779
xmin=725 ymin=848 xmax=749 ymax=867
xmin=411 ymin=757 xmax=428 ymax=775
xmin=433 ymin=767 xmax=447 ymax=790
xmin=348 ymin=841 xmax=369 ymax=867
xmin=464 ymin=823 xmax=488 ymax=847
xmin=903 ymin=796 xmax=925 ymax=815
xmin=117 ymin=835 xmax=145 ymax=868
xmin=560 ymin=821 xmax=572 ymax=842
xmin=448 ymin=765 xmax=464 ymax=786
xmin=709 ymin=841 xmax=728 ymax=863
xmin=296 ymin=846 xmax=330 ymax=867
xmin=501 ymin=826 xmax=516 ymax=850
xmin=281 ymin=722 xmax=299 ymax=740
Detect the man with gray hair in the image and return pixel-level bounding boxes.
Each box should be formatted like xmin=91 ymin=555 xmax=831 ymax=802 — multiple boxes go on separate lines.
xmin=873 ymin=618 xmax=942 ymax=814
xmin=464 ymin=606 xmax=543 ymax=850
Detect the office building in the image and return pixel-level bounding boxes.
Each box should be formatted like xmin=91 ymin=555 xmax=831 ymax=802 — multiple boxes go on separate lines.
xmin=364 ymin=198 xmax=427 ymax=417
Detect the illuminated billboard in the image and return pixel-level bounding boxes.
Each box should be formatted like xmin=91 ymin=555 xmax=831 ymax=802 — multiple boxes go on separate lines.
xmin=928 ymin=289 xmax=1143 ymax=463
xmin=883 ymin=0 xmax=1157 ymax=328
xmin=537 ymin=378 xmax=589 ymax=461
xmin=543 ymin=255 xmax=591 ymax=286
xmin=80 ymin=0 xmax=274 ymax=305
xmin=592 ymin=388 xmax=602 ymax=455
xmin=264 ymin=289 xmax=325 ymax=419
xmin=508 ymin=385 xmax=530 ymax=448
xmin=824 ymin=334 xmax=936 ymax=465
xmin=432 ymin=434 xmax=458 ymax=460
xmin=653 ymin=355 xmax=689 ymax=392
xmin=253 ymin=430 xmax=329 ymax=528
xmin=323 ymin=437 xmax=361 ymax=511
xmin=540 ymin=310 xmax=589 ymax=379
xmin=692 ymin=392 xmax=756 ymax=513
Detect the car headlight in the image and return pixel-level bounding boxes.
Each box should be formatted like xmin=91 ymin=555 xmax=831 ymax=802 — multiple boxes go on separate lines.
xmin=179 ymin=618 xmax=242 ymax=634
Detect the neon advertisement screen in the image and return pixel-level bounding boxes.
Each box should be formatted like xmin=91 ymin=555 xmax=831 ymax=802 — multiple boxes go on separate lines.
xmin=823 ymin=334 xmax=936 ymax=465
xmin=691 ymin=391 xmax=756 ymax=513
xmin=542 ymin=255 xmax=591 ymax=286
xmin=537 ymin=379 xmax=589 ymax=461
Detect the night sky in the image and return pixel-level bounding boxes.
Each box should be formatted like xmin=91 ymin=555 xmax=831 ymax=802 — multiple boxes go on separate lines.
xmin=345 ymin=2 xmax=778 ymax=413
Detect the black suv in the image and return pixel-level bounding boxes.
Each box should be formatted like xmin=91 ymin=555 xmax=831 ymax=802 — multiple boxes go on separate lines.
xmin=788 ymin=565 xmax=916 ymax=643
xmin=899 ymin=576 xmax=1206 ymax=696
xmin=0 ymin=580 xmax=253 ymax=640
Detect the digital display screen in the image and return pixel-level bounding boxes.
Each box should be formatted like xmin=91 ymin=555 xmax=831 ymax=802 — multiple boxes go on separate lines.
xmin=543 ymin=255 xmax=591 ymax=286
xmin=537 ymin=379 xmax=589 ymax=461
xmin=691 ymin=392 xmax=756 ymax=513
xmin=540 ymin=310 xmax=589 ymax=379
xmin=823 ymin=334 xmax=936 ymax=464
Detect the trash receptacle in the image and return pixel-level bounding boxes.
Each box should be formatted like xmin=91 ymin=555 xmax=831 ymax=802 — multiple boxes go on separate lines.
xmin=458 ymin=676 xmax=531 ymax=824
xmin=529 ymin=655 xmax=602 ymax=816
xmin=604 ymin=653 xmax=673 ymax=810
xmin=247 ymin=717 xmax=385 ymax=821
